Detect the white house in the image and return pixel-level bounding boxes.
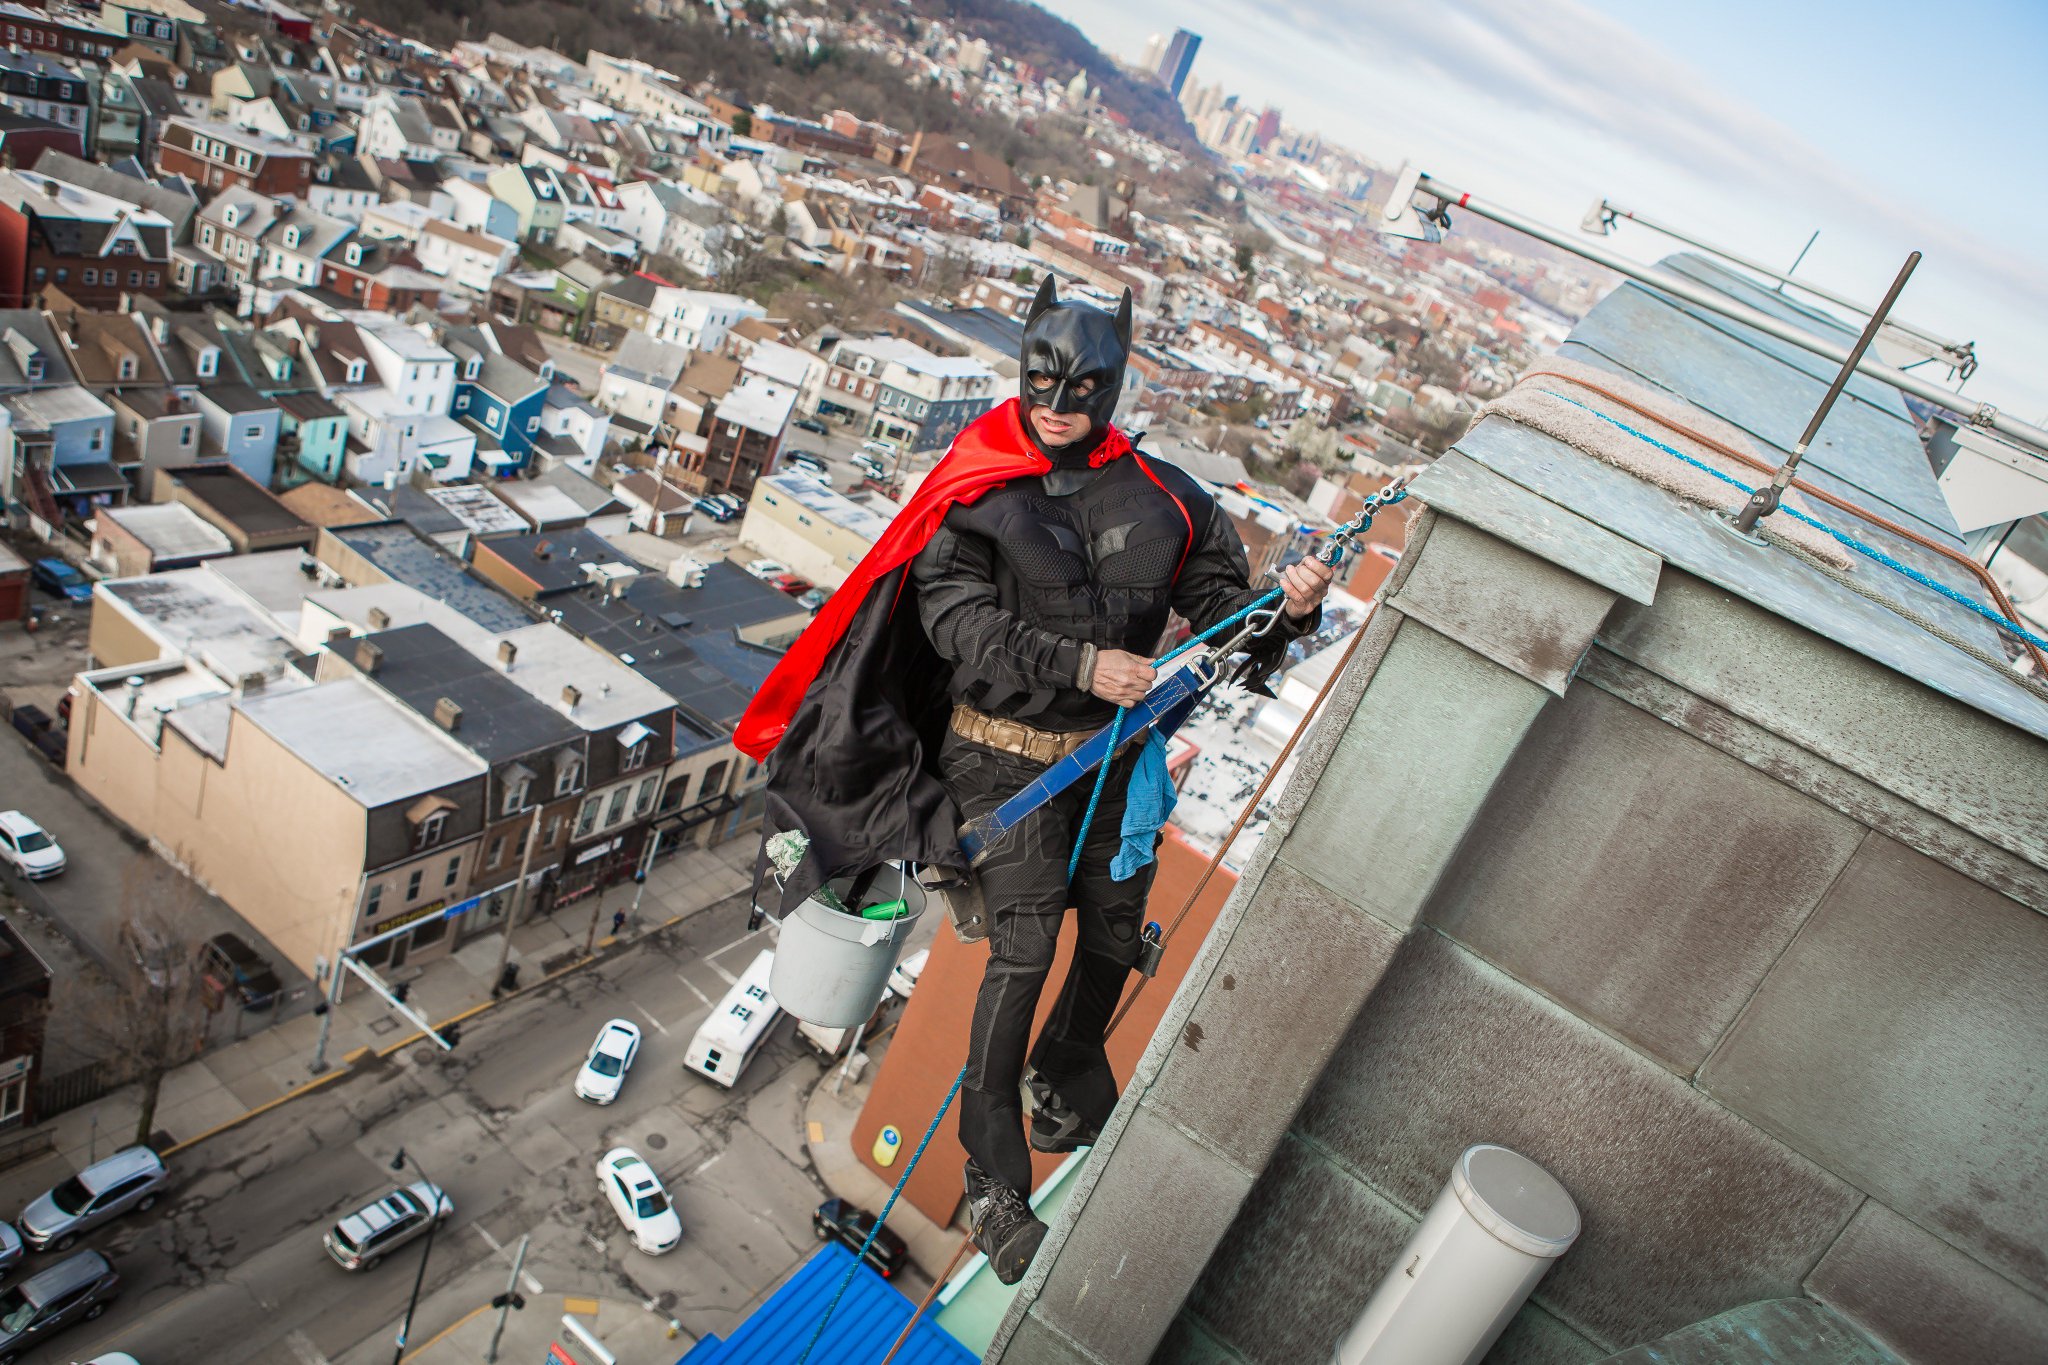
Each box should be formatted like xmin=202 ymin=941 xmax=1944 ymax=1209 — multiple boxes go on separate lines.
xmin=646 ymin=287 xmax=763 ymax=354
xmin=340 ymin=388 xmax=477 ymax=485
xmin=414 ymin=220 xmax=519 ymax=297
xmin=445 ymin=178 xmax=521 ymax=244
xmin=359 ymin=199 xmax=438 ymax=246
xmin=596 ymin=332 xmax=690 ymax=432
xmin=354 ymin=319 xmax=458 ymax=418
xmin=358 ymin=92 xmax=460 ymax=162
xmin=616 ymin=179 xmax=728 ymax=277
xmin=541 ymin=386 xmax=612 ymax=469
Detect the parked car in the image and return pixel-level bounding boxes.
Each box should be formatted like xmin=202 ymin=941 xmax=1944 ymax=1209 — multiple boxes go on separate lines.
xmin=771 ymin=573 xmax=813 ymax=596
xmin=29 ymin=559 xmax=90 ymax=603
xmin=200 ymin=933 xmax=280 ymax=1011
xmin=693 ymin=496 xmax=737 ymax=523
xmin=796 ymin=587 xmax=831 ymax=613
xmin=78 ymin=1354 xmax=141 ymax=1364
xmin=860 ymin=438 xmax=898 ymax=459
xmin=596 ymin=1148 xmax=680 ymax=1255
xmin=811 ymin=1198 xmax=909 ymax=1279
xmin=323 ymin=1181 xmax=451 ymax=1272
xmin=0 ymin=1221 xmax=21 ymax=1278
xmin=782 ymin=450 xmax=828 ymax=475
xmin=793 ymin=417 xmax=828 ymax=435
xmin=713 ymin=494 xmax=746 ymax=519
xmin=0 ymin=1250 xmax=119 ymax=1362
xmin=852 ymin=453 xmax=889 ymax=481
xmin=573 ymin=1019 xmax=641 ymax=1105
xmin=745 ymin=560 xmax=789 ymax=581
xmin=0 ymin=812 xmax=64 ymax=880
xmin=19 ymin=1148 xmax=167 ymax=1253
xmin=886 ymin=948 xmax=929 ymax=1003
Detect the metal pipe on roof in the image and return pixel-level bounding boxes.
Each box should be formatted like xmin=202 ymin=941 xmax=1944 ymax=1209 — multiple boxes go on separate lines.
xmin=1404 ymin=173 xmax=2048 ymax=458
xmin=1586 ymin=198 xmax=1972 ymax=373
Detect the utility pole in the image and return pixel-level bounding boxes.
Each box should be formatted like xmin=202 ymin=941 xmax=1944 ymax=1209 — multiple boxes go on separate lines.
xmin=484 ymin=1234 xmax=530 ymax=1364
xmin=390 ymin=1148 xmax=441 ymax=1365
xmin=311 ymin=879 xmax=371 ymax=1074
xmin=492 ymin=805 xmax=544 ymax=996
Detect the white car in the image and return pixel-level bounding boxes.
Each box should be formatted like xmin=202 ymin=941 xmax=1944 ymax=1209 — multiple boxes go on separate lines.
xmin=573 ymin=1019 xmax=641 ymax=1104
xmin=744 ymin=559 xmax=788 ymax=581
xmin=886 ymin=948 xmax=929 ymax=1002
xmin=596 ymin=1148 xmax=680 ymax=1255
xmin=0 ymin=811 xmax=64 ymax=880
xmin=81 ymin=1354 xmax=142 ymax=1364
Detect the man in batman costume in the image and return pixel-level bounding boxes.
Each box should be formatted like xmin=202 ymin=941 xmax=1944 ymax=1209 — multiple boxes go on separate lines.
xmin=736 ymin=277 xmax=1333 ymax=1283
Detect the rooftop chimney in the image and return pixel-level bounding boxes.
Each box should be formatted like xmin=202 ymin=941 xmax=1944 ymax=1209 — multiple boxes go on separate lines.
xmin=533 ymin=539 xmax=552 ymax=561
xmin=497 ymin=639 xmax=517 ymax=671
xmin=326 ymin=625 xmax=352 ymax=650
xmin=561 ymin=684 xmax=581 ymax=711
xmin=355 ymin=640 xmax=383 ymax=674
xmin=368 ymin=606 xmax=390 ymax=629
xmin=433 ymin=696 xmax=463 ymax=731
xmin=124 ymin=675 xmax=143 ymax=718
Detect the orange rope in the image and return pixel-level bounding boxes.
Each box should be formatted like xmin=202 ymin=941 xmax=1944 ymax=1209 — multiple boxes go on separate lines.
xmin=877 ymin=1235 xmax=975 ymax=1365
xmin=1522 ymin=369 xmax=2048 ymax=678
xmin=1103 ymin=617 xmax=1375 ymax=1042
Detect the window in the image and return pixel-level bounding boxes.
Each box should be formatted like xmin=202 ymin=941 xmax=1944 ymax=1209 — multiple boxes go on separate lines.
xmin=54 ymin=268 xmax=66 ymax=284
xmin=603 ymin=786 xmax=629 ymax=827
xmin=486 ymin=407 xmax=501 ymax=430
xmin=573 ymin=795 xmax=600 ymax=840
xmin=487 ymin=835 xmax=505 ymax=867
xmin=501 ymin=774 xmax=530 ymax=815
xmin=453 ymin=392 xmax=469 ymax=412
xmin=633 ymin=776 xmax=657 ymax=817
xmin=415 ymin=810 xmax=447 ymax=848
xmin=514 ymin=825 xmax=529 ymax=859
xmin=0 ymin=1076 xmax=23 ymax=1124
xmin=731 ymin=1003 xmax=752 ymax=1022
xmin=405 ymin=868 xmax=422 ymax=900
xmin=444 ymin=855 xmax=460 ymax=888
xmin=366 ymin=883 xmax=383 ymax=917
xmin=129 ymin=271 xmax=141 ymax=287
xmin=82 ymin=268 xmax=96 ymax=286
xmin=234 ymin=149 xmax=252 ymax=171
xmin=146 ymin=272 xmax=159 ymax=287
xmin=543 ymin=814 xmax=562 ymax=847
xmin=699 ymin=759 xmax=728 ymax=800
xmin=555 ymin=757 xmax=581 ymax=796
xmin=30 ymin=267 xmax=43 ymax=284
xmin=88 ymin=428 xmax=103 ymax=452
xmin=244 ymin=425 xmax=262 ymax=441
xmin=179 ymin=426 xmax=193 ymax=447
xmin=525 ymin=416 xmax=539 ymax=434
xmin=622 ymin=739 xmax=648 ymax=771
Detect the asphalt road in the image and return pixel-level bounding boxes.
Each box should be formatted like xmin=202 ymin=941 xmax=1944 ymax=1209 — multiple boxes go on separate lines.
xmin=14 ymin=893 xmax=912 ymax=1364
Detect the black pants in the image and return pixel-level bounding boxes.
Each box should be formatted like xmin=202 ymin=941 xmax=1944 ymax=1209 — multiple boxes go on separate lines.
xmin=939 ymin=730 xmax=1156 ymax=1197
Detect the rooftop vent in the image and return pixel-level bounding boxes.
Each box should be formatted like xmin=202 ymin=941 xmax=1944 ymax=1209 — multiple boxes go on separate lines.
xmin=561 ymin=684 xmax=580 ymax=711
xmin=368 ymin=606 xmax=391 ymax=629
xmin=497 ymin=639 xmax=517 ymax=670
xmin=325 ymin=625 xmax=352 ymax=649
xmin=433 ymin=696 xmax=463 ymax=731
xmin=533 ymin=538 xmax=552 ymax=561
xmin=354 ymin=640 xmax=383 ymax=674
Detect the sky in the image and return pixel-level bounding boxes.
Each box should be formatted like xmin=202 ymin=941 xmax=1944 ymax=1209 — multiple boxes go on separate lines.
xmin=1035 ymin=0 xmax=2048 ymax=423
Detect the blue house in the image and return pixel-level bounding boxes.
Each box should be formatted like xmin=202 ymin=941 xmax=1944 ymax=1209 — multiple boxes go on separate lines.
xmin=449 ymin=340 xmax=549 ymax=478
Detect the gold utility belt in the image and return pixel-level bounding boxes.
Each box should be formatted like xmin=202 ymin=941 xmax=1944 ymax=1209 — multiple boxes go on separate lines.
xmin=949 ymin=704 xmax=1090 ymax=765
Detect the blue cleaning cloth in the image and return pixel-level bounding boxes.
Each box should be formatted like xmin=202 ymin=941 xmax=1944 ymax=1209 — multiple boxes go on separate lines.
xmin=1112 ymin=731 xmax=1178 ymax=881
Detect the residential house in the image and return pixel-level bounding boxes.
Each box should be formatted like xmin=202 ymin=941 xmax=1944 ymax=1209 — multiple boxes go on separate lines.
xmin=853 ymin=337 xmax=999 ymax=454
xmin=592 ymin=270 xmax=662 ymax=338
xmin=615 ymin=178 xmax=726 ymax=277
xmin=108 ymin=387 xmax=202 ymax=496
xmin=0 ymin=50 xmax=92 ymax=145
xmin=538 ymin=385 xmax=611 ymax=469
xmin=156 ymin=116 xmax=312 ymax=194
xmin=595 ymin=330 xmax=689 ymax=442
xmin=487 ymin=162 xmax=565 ymax=243
xmin=356 ymin=91 xmax=440 ymax=162
xmin=673 ymin=372 xmax=793 ymax=498
xmin=276 ymin=388 xmax=348 ymax=484
xmin=0 ymin=169 xmax=174 ymax=307
xmin=445 ymin=177 xmax=520 ymax=244
xmin=303 ymin=155 xmax=380 ymax=222
xmin=612 ymin=471 xmax=693 ymax=537
xmin=646 ymin=285 xmax=763 ymax=353
xmin=447 ymin=331 xmax=549 ymax=477
xmin=4 ymin=383 xmax=119 ymax=528
xmin=0 ymin=919 xmax=50 ymax=1131
xmin=28 ymin=151 xmax=197 ymax=243
xmin=98 ymin=0 xmax=199 ymax=57
xmin=330 ymin=622 xmax=589 ymax=915
xmin=414 ymin=219 xmax=517 ymax=298
xmin=90 ymin=500 xmax=231 ymax=576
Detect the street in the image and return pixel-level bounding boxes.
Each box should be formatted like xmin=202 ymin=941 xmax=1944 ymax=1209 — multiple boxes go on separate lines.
xmin=2 ymin=891 xmax=926 ymax=1364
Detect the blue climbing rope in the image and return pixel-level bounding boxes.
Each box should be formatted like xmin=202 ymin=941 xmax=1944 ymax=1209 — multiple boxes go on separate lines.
xmin=1553 ymin=396 xmax=2048 ymax=653
xmin=1066 ymin=587 xmax=1294 ymax=881
xmin=792 ymin=1061 xmax=969 ymax=1365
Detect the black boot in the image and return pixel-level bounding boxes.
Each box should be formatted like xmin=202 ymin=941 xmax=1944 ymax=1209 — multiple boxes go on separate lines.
xmin=964 ymin=1159 xmax=1047 ymax=1285
xmin=1025 ymin=1070 xmax=1102 ymax=1153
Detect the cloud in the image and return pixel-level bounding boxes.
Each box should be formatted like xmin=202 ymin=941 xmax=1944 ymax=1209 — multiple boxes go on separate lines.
xmin=1244 ymin=0 xmax=2048 ymax=307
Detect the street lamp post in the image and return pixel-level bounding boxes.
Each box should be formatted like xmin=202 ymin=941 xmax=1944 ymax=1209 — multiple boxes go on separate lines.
xmin=390 ymin=1147 xmax=442 ymax=1365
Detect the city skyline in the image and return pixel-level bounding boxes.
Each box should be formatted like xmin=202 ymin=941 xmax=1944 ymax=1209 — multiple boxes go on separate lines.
xmin=1049 ymin=0 xmax=2048 ymax=424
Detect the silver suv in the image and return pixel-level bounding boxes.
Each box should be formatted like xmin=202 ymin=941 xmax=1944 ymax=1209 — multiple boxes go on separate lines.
xmin=0 ymin=1248 xmax=120 ymax=1363
xmin=323 ymin=1181 xmax=451 ymax=1271
xmin=19 ymin=1148 xmax=167 ymax=1252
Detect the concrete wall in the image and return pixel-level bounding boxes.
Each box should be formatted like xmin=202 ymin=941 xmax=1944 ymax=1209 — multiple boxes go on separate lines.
xmin=990 ymin=470 xmax=2048 ymax=1365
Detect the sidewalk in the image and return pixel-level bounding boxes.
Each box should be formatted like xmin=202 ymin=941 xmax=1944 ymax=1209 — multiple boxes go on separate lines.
xmin=802 ymin=1051 xmax=968 ymax=1283
xmin=406 ymin=1292 xmax=689 ymax=1365
xmin=21 ymin=837 xmax=762 ymax=1177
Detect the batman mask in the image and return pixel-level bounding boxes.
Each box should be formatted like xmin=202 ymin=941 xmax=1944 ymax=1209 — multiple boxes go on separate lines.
xmin=1018 ymin=275 xmax=1133 ymax=453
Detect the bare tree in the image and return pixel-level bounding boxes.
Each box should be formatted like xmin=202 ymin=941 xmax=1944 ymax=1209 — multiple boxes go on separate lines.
xmin=92 ymin=859 xmax=213 ymax=1149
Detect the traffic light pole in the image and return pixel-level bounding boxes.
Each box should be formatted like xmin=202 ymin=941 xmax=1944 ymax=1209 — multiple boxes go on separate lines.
xmin=484 ymin=1234 xmax=530 ymax=1364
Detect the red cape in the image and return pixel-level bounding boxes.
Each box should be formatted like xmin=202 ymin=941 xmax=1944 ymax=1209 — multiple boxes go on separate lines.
xmin=735 ymin=399 xmax=1130 ymax=759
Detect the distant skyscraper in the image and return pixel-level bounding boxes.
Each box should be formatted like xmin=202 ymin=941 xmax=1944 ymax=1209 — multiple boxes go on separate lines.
xmin=1140 ymin=32 xmax=1168 ymax=75
xmin=1158 ymin=28 xmax=1201 ymax=98
xmin=1252 ymin=106 xmax=1282 ymax=152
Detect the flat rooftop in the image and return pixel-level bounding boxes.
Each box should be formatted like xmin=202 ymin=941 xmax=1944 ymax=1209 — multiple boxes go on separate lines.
xmin=329 ymin=523 xmax=533 ymax=633
xmin=97 ymin=568 xmax=299 ymax=684
xmin=757 ymin=472 xmax=893 ymax=542
xmin=169 ymin=467 xmax=312 ymax=541
xmin=348 ymin=622 xmax=585 ymax=762
xmin=100 ymin=503 xmax=232 ymax=561
xmin=234 ymin=675 xmax=485 ymax=807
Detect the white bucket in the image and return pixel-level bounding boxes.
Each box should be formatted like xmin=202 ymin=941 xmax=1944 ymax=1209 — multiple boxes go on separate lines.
xmin=769 ymin=869 xmax=926 ymax=1028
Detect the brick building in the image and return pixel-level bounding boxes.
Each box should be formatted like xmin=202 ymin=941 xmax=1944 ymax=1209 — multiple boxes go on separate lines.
xmin=0 ymin=168 xmax=174 ymax=307
xmin=156 ymin=117 xmax=312 ymax=194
